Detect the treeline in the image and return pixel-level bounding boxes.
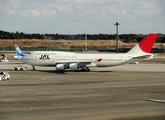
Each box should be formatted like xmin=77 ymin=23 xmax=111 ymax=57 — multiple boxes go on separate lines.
xmin=0 ymin=30 xmax=44 ymax=39
xmin=0 ymin=30 xmax=165 ymax=43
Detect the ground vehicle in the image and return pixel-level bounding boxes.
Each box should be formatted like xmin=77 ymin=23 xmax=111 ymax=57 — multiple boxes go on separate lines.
xmin=13 ymin=65 xmax=27 ymax=71
xmin=0 ymin=54 xmax=8 ymax=62
xmin=0 ymin=71 xmax=10 ymax=81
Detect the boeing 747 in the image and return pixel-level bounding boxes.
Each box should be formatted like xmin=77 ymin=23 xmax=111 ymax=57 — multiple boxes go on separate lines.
xmin=14 ymin=33 xmax=158 ymax=71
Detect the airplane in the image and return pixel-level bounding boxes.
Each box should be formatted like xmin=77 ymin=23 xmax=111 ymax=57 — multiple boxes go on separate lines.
xmin=144 ymin=98 xmax=165 ymax=104
xmin=16 ymin=33 xmax=158 ymax=71
xmin=14 ymin=45 xmax=25 ymax=59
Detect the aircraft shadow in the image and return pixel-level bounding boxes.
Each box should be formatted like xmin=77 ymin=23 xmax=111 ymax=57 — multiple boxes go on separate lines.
xmin=37 ymin=70 xmax=113 ymax=74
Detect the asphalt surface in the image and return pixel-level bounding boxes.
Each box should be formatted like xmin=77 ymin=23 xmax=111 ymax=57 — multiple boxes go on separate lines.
xmin=0 ymin=52 xmax=165 ymax=120
xmin=0 ymin=70 xmax=165 ymax=120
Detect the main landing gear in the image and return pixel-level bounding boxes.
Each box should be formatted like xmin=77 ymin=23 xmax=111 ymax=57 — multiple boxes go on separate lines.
xmin=32 ymin=66 xmax=36 ymax=71
xmin=74 ymin=67 xmax=90 ymax=72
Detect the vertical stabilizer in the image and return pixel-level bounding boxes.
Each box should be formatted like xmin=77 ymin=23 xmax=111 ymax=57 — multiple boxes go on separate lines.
xmin=127 ymin=33 xmax=158 ymax=54
xmin=14 ymin=45 xmax=25 ymax=59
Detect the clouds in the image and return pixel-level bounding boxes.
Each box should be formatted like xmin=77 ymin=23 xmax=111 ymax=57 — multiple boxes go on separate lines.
xmin=1 ymin=0 xmax=162 ymax=19
xmin=134 ymin=1 xmax=161 ymax=16
xmin=0 ymin=0 xmax=164 ymax=34
xmin=20 ymin=9 xmax=56 ymax=18
xmin=73 ymin=0 xmax=104 ymax=4
xmin=0 ymin=0 xmax=21 ymax=15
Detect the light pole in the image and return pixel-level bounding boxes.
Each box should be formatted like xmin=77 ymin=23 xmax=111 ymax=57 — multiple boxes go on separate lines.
xmin=85 ymin=34 xmax=87 ymax=51
xmin=114 ymin=22 xmax=120 ymax=53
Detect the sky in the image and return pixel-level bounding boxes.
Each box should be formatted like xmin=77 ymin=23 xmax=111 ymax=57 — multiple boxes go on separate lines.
xmin=0 ymin=0 xmax=165 ymax=34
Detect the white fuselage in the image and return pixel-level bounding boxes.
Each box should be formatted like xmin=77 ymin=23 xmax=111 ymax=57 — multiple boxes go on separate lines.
xmin=20 ymin=51 xmax=150 ymax=68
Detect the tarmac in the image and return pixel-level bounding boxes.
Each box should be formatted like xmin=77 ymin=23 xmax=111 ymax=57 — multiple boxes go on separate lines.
xmin=0 ymin=54 xmax=165 ymax=120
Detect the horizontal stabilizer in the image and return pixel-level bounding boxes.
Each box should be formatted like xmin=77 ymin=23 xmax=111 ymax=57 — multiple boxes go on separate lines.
xmin=132 ymin=54 xmax=152 ymax=59
xmin=14 ymin=56 xmax=22 ymax=59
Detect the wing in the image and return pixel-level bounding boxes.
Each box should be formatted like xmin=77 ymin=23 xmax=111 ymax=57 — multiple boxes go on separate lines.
xmin=62 ymin=58 xmax=101 ymax=66
xmin=76 ymin=58 xmax=102 ymax=67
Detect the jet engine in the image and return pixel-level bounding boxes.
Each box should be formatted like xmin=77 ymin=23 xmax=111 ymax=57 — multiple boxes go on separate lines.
xmin=69 ymin=63 xmax=80 ymax=69
xmin=56 ymin=63 xmax=69 ymax=71
xmin=56 ymin=64 xmax=65 ymax=71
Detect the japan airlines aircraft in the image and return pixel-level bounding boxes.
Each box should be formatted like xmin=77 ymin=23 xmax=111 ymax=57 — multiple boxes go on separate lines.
xmin=17 ymin=33 xmax=157 ymax=71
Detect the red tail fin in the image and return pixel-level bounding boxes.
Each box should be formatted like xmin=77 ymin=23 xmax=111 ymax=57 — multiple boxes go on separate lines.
xmin=139 ymin=33 xmax=158 ymax=53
